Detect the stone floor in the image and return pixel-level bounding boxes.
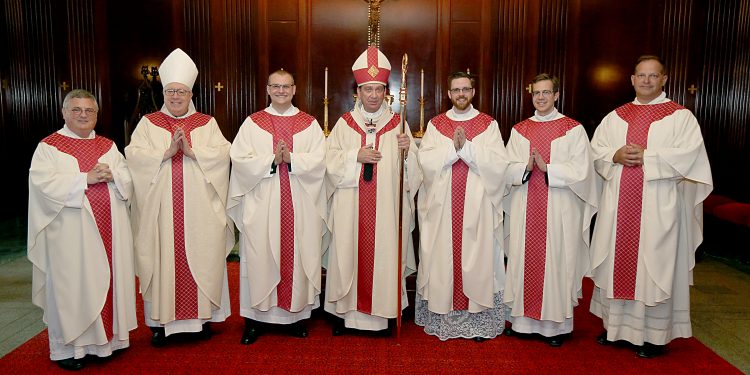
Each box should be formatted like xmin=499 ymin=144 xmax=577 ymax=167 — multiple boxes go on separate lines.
xmin=0 ymin=218 xmax=748 ymax=372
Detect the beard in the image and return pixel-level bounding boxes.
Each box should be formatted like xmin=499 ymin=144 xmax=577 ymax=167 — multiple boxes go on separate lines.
xmin=452 ymin=96 xmax=470 ymax=111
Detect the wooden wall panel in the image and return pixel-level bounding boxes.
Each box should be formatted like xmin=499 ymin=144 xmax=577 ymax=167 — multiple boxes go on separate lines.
xmin=536 ymin=0 xmax=570 ymax=115
xmin=1 ymin=0 xmax=109 ymax=219
xmin=184 ymin=0 xmax=215 ymax=117
xmin=697 ymin=0 xmax=750 ymax=200
xmin=267 ymin=22 xmax=300 ymax=91
xmin=660 ymin=0 xmax=697 ymax=109
xmin=66 ymin=0 xmax=110 ymax=135
xmin=3 ymin=0 xmax=66 ymax=220
xmin=254 ymin=0 xmax=308 ymax=123
xmin=309 ymin=0 xmax=438 ymax=132
xmin=220 ymin=0 xmax=254 ymax=139
xmin=309 ymin=0 xmax=366 ymax=124
xmin=492 ymin=0 xmax=528 ymax=138
xmin=107 ymin=0 xmax=176 ymax=146
xmin=442 ymin=0 xmax=495 ymax=116
xmin=3 ymin=0 xmax=750 ymax=220
xmin=570 ymin=0 xmax=662 ymax=134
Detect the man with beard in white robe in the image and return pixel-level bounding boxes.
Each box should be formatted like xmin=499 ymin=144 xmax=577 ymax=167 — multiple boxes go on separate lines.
xmin=125 ymin=48 xmax=234 ymax=346
xmin=589 ymin=55 xmax=713 ymax=358
xmin=415 ymin=71 xmax=508 ymax=341
xmin=503 ymin=74 xmax=598 ymax=347
xmin=28 ymin=89 xmax=137 ymax=370
xmin=228 ymin=69 xmax=326 ymax=344
xmin=325 ymin=46 xmax=421 ymax=335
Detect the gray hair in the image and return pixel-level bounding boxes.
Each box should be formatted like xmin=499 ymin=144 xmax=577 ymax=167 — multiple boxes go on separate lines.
xmin=62 ymin=89 xmax=99 ymax=111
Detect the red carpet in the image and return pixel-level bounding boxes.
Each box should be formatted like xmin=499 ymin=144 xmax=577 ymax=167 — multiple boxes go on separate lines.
xmin=0 ymin=262 xmax=740 ymax=374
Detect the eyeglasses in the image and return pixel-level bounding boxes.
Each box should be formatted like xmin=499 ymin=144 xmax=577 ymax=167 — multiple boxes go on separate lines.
xmin=532 ymin=90 xmax=554 ymax=97
xmin=164 ymin=89 xmax=191 ymax=96
xmin=449 ymin=87 xmax=473 ymax=94
xmin=68 ymin=107 xmax=98 ymax=116
xmin=634 ymin=73 xmax=662 ymax=81
xmin=268 ymin=84 xmax=295 ymax=90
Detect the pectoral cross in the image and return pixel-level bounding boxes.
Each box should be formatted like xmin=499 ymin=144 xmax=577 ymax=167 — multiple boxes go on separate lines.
xmin=214 ymin=82 xmax=224 ymax=92
xmin=688 ymin=84 xmax=698 ymax=95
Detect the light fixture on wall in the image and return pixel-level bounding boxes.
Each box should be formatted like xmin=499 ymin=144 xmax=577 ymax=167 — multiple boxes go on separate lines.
xmin=591 ymin=64 xmax=622 ymax=89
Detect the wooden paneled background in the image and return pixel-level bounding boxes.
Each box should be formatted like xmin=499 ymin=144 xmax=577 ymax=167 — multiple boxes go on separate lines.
xmin=1 ymin=0 xmax=749 ymax=220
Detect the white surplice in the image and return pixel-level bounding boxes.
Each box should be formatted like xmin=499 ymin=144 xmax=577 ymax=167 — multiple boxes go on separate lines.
xmin=503 ymin=109 xmax=598 ymax=337
xmin=324 ymin=101 xmax=421 ymax=330
xmin=228 ymin=105 xmax=327 ymax=324
xmin=415 ymin=106 xmax=508 ymax=340
xmin=125 ymin=106 xmax=234 ymax=335
xmin=589 ymin=93 xmax=713 ymax=345
xmin=28 ymin=126 xmax=137 ymax=360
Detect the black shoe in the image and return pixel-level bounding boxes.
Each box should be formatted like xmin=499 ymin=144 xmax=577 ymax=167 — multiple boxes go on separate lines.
xmin=199 ymin=322 xmax=213 ymax=340
xmin=332 ymin=319 xmax=346 ymax=336
xmin=503 ymin=327 xmax=514 ymax=336
xmin=596 ymin=331 xmax=609 ymax=345
xmin=289 ymin=322 xmax=308 ymax=338
xmin=473 ymin=336 xmax=488 ymax=343
xmin=636 ymin=343 xmax=665 ymax=358
xmin=547 ymin=334 xmax=564 ymax=347
xmin=56 ymin=357 xmax=84 ymax=371
xmin=150 ymin=327 xmax=167 ymax=347
xmin=241 ymin=319 xmax=261 ymax=345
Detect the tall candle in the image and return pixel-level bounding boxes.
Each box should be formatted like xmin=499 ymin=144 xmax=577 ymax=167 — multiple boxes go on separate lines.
xmin=420 ymin=69 xmax=424 ymax=99
xmin=325 ymin=67 xmax=328 ymax=98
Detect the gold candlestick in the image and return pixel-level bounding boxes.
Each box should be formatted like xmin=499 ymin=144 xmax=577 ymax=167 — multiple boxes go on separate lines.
xmin=323 ymin=96 xmax=330 ymax=137
xmin=414 ymin=97 xmax=425 ymax=138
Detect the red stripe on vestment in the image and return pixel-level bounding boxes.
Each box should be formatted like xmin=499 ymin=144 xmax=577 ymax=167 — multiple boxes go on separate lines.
xmin=342 ymin=112 xmax=399 ymax=314
xmin=611 ymin=102 xmax=682 ymax=300
xmin=44 ymin=133 xmax=115 ymax=340
xmin=514 ymin=117 xmax=577 ymax=319
xmin=432 ymin=113 xmax=492 ymax=311
xmin=251 ymin=111 xmax=314 ymax=311
xmin=146 ymin=112 xmax=210 ymax=319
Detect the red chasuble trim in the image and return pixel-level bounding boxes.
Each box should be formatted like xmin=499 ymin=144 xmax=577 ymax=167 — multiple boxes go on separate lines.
xmin=251 ymin=111 xmax=314 ymax=311
xmin=514 ymin=117 xmax=578 ymax=319
xmin=342 ymin=112 xmax=399 ymax=314
xmin=611 ymin=101 xmax=682 ymax=300
xmin=44 ymin=133 xmax=116 ymax=340
xmin=432 ymin=112 xmax=492 ymax=311
xmin=146 ymin=111 xmax=211 ymax=319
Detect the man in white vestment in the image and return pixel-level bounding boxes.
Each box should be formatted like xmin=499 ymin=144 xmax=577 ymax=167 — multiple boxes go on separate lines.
xmin=228 ymin=70 xmax=326 ymax=344
xmin=415 ymin=71 xmax=508 ymax=341
xmin=125 ymin=48 xmax=234 ymax=346
xmin=28 ymin=89 xmax=137 ymax=370
xmin=589 ymin=55 xmax=713 ymax=358
xmin=503 ymin=74 xmax=598 ymax=347
xmin=324 ymin=46 xmax=421 ymax=335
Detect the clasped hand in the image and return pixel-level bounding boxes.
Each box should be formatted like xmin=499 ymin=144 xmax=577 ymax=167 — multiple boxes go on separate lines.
xmin=275 ymin=140 xmax=291 ymax=165
xmin=164 ymin=127 xmax=196 ymax=160
xmin=357 ymin=134 xmax=411 ymax=163
xmin=526 ymin=148 xmax=547 ymax=172
xmin=87 ymin=163 xmax=113 ymax=184
xmin=453 ymin=127 xmax=466 ymax=151
xmin=613 ymin=143 xmax=645 ymax=167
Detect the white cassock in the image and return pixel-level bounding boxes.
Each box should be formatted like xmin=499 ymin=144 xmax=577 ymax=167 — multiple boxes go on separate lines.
xmin=415 ymin=106 xmax=508 ymax=340
xmin=589 ymin=92 xmax=713 ymax=345
xmin=28 ymin=125 xmax=137 ymax=360
xmin=125 ymin=106 xmax=234 ymax=336
xmin=324 ymin=101 xmax=421 ymax=331
xmin=503 ymin=109 xmax=598 ymax=337
xmin=228 ymin=105 xmax=327 ymax=324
